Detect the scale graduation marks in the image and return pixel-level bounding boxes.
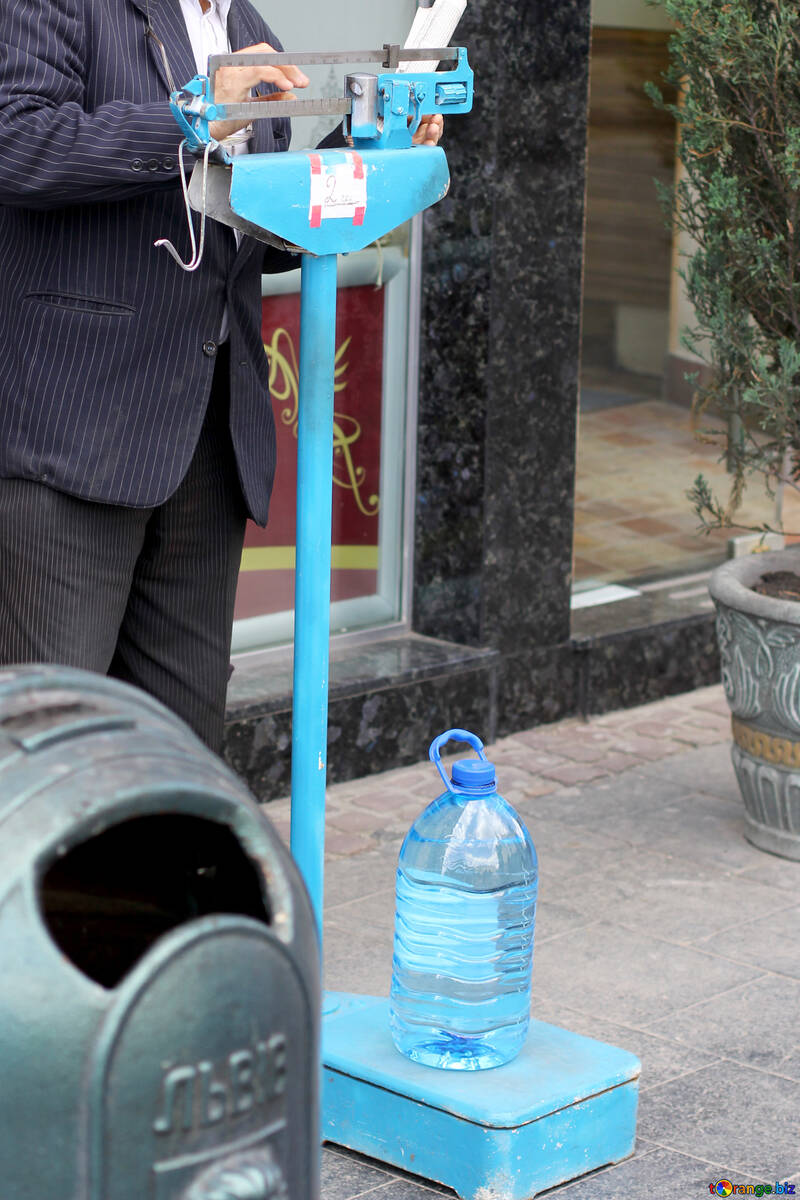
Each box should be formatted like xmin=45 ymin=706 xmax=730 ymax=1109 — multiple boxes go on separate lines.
xmin=165 ymin=40 xmax=640 ymax=1198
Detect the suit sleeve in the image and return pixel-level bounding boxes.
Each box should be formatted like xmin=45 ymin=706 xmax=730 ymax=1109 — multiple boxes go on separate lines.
xmin=0 ymin=0 xmax=184 ymax=209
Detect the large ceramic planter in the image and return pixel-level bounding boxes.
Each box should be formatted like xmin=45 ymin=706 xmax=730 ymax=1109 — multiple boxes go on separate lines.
xmin=709 ymin=547 xmax=800 ymax=860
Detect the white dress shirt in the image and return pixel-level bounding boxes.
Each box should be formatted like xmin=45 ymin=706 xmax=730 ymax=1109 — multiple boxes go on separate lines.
xmin=179 ymin=0 xmax=233 ymax=78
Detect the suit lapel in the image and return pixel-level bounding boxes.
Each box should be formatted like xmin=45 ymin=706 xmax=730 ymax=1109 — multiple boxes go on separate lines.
xmin=127 ymin=0 xmax=199 ymax=97
xmin=227 ymin=0 xmax=288 ymax=270
xmin=226 ymin=0 xmax=248 ymax=53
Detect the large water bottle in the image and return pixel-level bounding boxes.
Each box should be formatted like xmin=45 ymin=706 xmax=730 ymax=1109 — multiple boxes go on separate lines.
xmin=389 ymin=729 xmax=538 ymax=1071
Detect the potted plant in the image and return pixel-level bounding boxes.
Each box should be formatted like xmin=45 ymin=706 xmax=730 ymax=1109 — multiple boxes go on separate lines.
xmin=648 ymin=0 xmax=800 ymax=859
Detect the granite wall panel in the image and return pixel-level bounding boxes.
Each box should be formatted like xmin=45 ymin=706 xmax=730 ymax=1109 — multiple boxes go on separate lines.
xmin=413 ymin=0 xmax=591 ymax=710
xmin=581 ymin=617 xmax=721 ymax=716
xmin=225 ymin=655 xmax=499 ymax=803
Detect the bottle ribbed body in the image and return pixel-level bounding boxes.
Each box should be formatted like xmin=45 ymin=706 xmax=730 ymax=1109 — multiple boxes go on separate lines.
xmin=389 ymin=788 xmax=538 ymax=1070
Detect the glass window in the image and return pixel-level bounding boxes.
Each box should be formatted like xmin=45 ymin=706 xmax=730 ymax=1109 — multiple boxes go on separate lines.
xmin=575 ymin=0 xmax=785 ymax=600
xmin=232 ymin=0 xmax=418 ymax=653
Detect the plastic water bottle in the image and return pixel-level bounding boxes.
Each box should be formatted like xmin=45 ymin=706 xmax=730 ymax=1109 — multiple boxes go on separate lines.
xmin=389 ymin=728 xmax=538 ymax=1071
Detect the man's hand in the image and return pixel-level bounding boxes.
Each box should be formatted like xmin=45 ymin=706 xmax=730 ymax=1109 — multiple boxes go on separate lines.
xmin=412 ymin=113 xmax=443 ymax=147
xmin=209 ymin=43 xmax=309 ymax=141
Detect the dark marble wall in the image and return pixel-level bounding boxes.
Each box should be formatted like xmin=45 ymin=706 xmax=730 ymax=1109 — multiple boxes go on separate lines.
xmin=414 ymin=0 xmax=591 ymax=671
xmin=578 ymin=617 xmax=721 ymax=717
xmin=225 ymin=635 xmax=500 ymax=802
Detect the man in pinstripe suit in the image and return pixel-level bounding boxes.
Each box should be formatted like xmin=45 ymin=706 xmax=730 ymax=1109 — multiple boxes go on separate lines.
xmin=0 ymin=0 xmax=328 ymax=753
xmin=0 ymin=0 xmax=442 ymax=754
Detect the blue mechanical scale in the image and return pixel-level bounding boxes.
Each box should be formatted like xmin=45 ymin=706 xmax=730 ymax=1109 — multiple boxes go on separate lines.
xmin=167 ymin=43 xmax=640 ymax=1198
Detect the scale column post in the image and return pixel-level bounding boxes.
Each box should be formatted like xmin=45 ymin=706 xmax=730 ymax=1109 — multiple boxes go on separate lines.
xmin=290 ymin=250 xmax=339 ymax=929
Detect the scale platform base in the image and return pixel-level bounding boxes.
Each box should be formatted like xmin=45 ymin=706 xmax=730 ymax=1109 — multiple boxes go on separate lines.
xmin=322 ymin=993 xmax=640 ymax=1200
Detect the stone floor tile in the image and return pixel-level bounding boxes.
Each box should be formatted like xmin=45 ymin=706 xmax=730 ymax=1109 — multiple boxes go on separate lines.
xmin=327 ymin=832 xmax=376 ymax=857
xmin=322 ymin=1148 xmax=452 ymax=1199
xmin=360 ymin=764 xmax=431 ymax=791
xmin=693 ymin=904 xmax=800 ymax=979
xmin=521 ymin=778 xmax=561 ymax=799
xmin=689 ymin=688 xmax=731 ymax=716
xmin=350 ymin=792 xmax=426 ymax=819
xmin=321 ymin=1146 xmax=396 ymax=1200
xmin=672 ymin=726 xmax=729 ymax=747
xmin=637 ymin=743 xmax=739 ymax=803
xmin=364 ymin=1179 xmax=452 ymax=1199
xmin=532 ymin=921 xmax=763 ymax=1025
xmin=628 ymin=719 xmax=688 ymax=740
xmin=262 ymin=795 xmax=291 ymax=818
xmin=520 ymin=818 xmax=636 ymax=881
xmin=539 ymin=762 xmax=609 ymax=786
xmin=324 ymin=851 xmax=397 ymax=909
xmin=511 ymin=728 xmax=582 ymax=753
xmin=538 ymin=742 xmax=608 ymax=764
xmin=594 ymin=751 xmax=645 ymax=774
xmin=327 ymin=887 xmax=395 ymax=934
xmin=530 ymin=1000 xmax=722 ymax=1092
xmin=561 ymin=853 xmax=795 ymax=944
xmin=531 ymin=896 xmax=599 ymax=945
xmin=323 ymin=919 xmax=393 ymax=996
xmin=636 ymin=1060 xmax=800 ymax=1178
xmin=328 ymin=809 xmax=390 ymax=836
xmin=645 ymin=973 xmax=800 ymax=1081
xmin=488 ymin=746 xmax=570 ymax=772
xmin=736 ymin=855 xmax=800 ymax=891
xmin=370 ymin=826 xmax=406 ymax=855
xmin=544 ymin=781 xmax=768 ymax=873
xmin=682 ymin=713 xmax=731 ymax=736
xmin=544 ymin=1145 xmax=724 ymax=1198
xmin=778 ymin=1049 xmax=800 ymax=1080
xmin=264 ymin=814 xmax=290 ymax=844
xmin=481 ymin=762 xmax=549 ymax=791
xmin=594 ymin=732 xmax=670 ymax=760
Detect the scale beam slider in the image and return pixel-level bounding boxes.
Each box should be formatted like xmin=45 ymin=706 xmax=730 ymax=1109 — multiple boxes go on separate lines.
xmin=205 ymin=47 xmax=461 ymax=125
xmin=206 ymin=97 xmax=353 ymax=122
xmin=207 ymin=45 xmax=458 ymax=78
xmin=171 ymin=47 xmax=473 ymax=156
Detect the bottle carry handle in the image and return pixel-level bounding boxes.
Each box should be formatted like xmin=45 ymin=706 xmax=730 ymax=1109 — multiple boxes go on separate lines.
xmin=429 ymin=728 xmax=487 ymax=794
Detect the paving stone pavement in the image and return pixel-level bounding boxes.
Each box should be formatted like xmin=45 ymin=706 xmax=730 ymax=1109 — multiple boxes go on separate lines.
xmin=263 ymin=685 xmax=800 ymax=1200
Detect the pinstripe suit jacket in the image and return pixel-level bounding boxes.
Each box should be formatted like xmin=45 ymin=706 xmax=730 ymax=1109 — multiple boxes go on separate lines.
xmin=0 ymin=0 xmax=295 ymax=524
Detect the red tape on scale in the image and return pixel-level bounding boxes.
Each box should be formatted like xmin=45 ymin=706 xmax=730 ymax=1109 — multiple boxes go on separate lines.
xmin=309 ymin=154 xmax=323 ymax=228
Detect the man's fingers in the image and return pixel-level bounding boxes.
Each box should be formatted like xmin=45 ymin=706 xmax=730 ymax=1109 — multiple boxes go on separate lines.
xmin=412 ymin=113 xmax=444 ymax=146
xmin=214 ymin=65 xmax=307 ymax=98
xmin=253 ymin=91 xmax=298 ymax=102
xmin=213 ymin=42 xmax=309 ymax=103
xmin=234 ymin=43 xmax=309 ymax=87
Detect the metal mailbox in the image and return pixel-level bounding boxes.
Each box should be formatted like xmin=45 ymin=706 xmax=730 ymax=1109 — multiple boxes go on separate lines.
xmin=0 ymin=665 xmax=319 ymax=1200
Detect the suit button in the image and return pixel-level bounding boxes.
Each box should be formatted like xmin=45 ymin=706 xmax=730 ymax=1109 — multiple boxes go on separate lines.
xmin=203 ymin=340 xmax=218 ymax=357
xmin=163 ymin=157 xmax=175 ymax=170
xmin=131 ymin=158 xmax=143 ymax=171
xmin=146 ymin=158 xmax=160 ymax=172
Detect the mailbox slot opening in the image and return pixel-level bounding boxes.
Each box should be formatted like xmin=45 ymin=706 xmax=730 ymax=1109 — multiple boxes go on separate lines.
xmin=39 ymin=814 xmax=271 ymax=988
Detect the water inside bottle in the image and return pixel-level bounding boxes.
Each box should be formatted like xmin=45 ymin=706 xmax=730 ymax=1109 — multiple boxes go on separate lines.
xmin=390 ymin=864 xmax=537 ymax=1070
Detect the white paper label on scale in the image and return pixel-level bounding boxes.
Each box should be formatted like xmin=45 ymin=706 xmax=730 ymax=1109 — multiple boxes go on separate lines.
xmin=308 ymin=152 xmax=367 ymax=227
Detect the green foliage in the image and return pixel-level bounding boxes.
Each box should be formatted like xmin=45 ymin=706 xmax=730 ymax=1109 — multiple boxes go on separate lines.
xmin=648 ymin=0 xmax=800 ymax=532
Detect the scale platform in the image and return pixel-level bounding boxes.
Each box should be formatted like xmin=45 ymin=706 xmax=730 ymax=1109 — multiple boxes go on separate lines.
xmin=322 ymin=993 xmax=641 ymax=1200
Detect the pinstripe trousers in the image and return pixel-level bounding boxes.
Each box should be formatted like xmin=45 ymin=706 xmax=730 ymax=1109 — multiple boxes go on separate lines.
xmin=0 ymin=345 xmax=247 ymax=752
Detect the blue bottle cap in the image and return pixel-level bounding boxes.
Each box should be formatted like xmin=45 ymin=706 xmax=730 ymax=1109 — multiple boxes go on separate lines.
xmin=451 ymin=758 xmax=496 ymax=791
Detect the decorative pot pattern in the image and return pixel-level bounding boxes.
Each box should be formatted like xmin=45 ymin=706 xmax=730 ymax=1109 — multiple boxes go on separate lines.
xmin=715 ymin=600 xmax=800 ymax=860
xmin=716 ymin=603 xmax=800 ymax=726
